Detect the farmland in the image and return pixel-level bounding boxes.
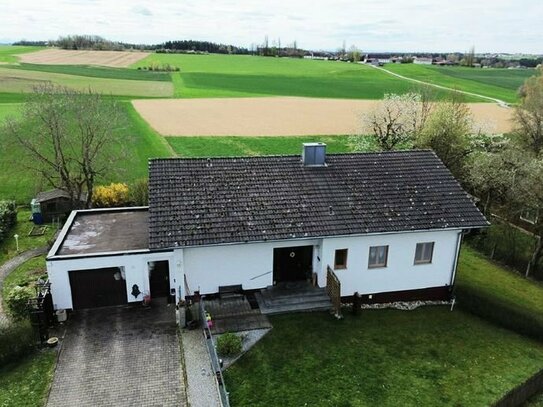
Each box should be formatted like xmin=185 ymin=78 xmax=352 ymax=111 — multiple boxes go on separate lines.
xmin=0 ymin=45 xmax=43 ymax=63
xmin=18 ymin=48 xmax=150 ymax=67
xmin=384 ymin=64 xmax=534 ymax=104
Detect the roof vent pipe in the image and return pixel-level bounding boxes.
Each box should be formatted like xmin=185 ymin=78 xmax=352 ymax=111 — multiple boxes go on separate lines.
xmin=302 ymin=142 xmax=327 ymax=167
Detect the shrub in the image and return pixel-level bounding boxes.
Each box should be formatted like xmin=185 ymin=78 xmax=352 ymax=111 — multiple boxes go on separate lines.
xmin=129 ymin=178 xmax=148 ymax=206
xmin=216 ymin=332 xmax=242 ymax=356
xmin=92 ymin=183 xmax=129 ymax=208
xmin=5 ymin=286 xmax=34 ymax=321
xmin=0 ymin=200 xmax=17 ymax=244
xmin=0 ymin=320 xmax=35 ymax=365
xmin=456 ymin=284 xmax=543 ymax=341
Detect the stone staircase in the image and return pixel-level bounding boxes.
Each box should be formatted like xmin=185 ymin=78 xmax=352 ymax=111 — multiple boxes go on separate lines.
xmin=255 ymin=282 xmax=332 ymax=315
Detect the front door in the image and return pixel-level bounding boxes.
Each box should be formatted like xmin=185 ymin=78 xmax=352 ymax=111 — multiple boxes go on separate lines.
xmin=273 ymin=246 xmax=313 ymax=284
xmin=149 ymin=261 xmax=170 ymax=298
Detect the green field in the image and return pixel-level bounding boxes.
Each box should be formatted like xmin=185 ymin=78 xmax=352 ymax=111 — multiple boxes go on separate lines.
xmin=0 ymin=102 xmax=171 ymax=203
xmin=0 ymin=66 xmax=173 ymax=97
xmin=384 ymin=64 xmax=534 ymax=104
xmin=134 ymin=53 xmax=441 ymax=99
xmin=4 ymin=63 xmax=171 ymax=81
xmin=166 ymin=135 xmax=353 ymax=157
xmin=225 ymin=308 xmax=543 ymax=406
xmin=0 ymin=45 xmax=43 ymax=63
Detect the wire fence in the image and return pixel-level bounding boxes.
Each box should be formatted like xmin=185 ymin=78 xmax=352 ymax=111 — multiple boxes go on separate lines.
xmin=199 ymin=298 xmax=230 ymax=407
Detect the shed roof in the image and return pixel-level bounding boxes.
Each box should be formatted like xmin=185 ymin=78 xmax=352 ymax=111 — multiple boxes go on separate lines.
xmin=148 ymin=150 xmax=488 ymax=249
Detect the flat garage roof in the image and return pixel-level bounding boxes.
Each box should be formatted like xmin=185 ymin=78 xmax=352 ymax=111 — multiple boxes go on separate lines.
xmin=55 ymin=208 xmax=149 ymax=256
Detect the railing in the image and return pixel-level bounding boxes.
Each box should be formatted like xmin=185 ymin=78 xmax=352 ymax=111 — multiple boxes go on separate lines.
xmin=199 ymin=298 xmax=230 ymax=407
xmin=326 ymin=266 xmax=342 ymax=317
xmin=492 ymin=368 xmax=543 ymax=407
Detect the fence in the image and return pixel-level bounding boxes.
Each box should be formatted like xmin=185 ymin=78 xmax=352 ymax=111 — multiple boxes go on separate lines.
xmin=199 ymin=299 xmax=230 ymax=407
xmin=326 ymin=266 xmax=342 ymax=317
xmin=492 ymin=368 xmax=543 ymax=407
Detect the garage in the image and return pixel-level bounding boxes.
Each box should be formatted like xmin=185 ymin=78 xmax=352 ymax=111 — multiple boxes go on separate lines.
xmin=69 ymin=267 xmax=127 ymax=310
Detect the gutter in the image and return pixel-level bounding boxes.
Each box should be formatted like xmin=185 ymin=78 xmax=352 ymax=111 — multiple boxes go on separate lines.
xmin=449 ymin=230 xmax=464 ymax=288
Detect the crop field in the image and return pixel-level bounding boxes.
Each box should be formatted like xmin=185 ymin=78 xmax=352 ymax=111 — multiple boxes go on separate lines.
xmin=0 ymin=45 xmax=43 ymax=63
xmin=384 ymin=64 xmax=534 ymax=104
xmin=5 ymin=63 xmax=171 ymax=81
xmin=134 ymin=97 xmax=514 ymax=136
xmin=0 ymin=66 xmax=173 ymax=97
xmin=133 ymin=53 xmax=452 ymax=99
xmin=18 ymin=48 xmax=150 ymax=67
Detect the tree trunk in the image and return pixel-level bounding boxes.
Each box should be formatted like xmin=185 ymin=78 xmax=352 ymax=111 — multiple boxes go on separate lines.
xmin=526 ymin=235 xmax=542 ymax=278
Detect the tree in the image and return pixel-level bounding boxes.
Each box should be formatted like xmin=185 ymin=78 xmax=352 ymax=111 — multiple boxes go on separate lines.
xmin=347 ymin=45 xmax=361 ymax=63
xmin=354 ymin=93 xmax=434 ymax=151
xmin=515 ymin=68 xmax=543 ymax=156
xmin=461 ymin=46 xmax=475 ymax=67
xmin=415 ymin=95 xmax=472 ymax=178
xmin=2 ymin=84 xmax=124 ymax=209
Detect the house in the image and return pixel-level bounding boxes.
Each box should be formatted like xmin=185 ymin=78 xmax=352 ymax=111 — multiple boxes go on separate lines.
xmin=414 ymin=57 xmax=434 ymax=65
xmin=46 ymin=144 xmax=488 ymax=311
xmin=31 ymin=188 xmax=86 ymax=224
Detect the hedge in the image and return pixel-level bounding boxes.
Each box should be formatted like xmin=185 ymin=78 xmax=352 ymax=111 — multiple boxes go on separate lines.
xmin=456 ymin=284 xmax=543 ymax=342
xmin=0 ymin=201 xmax=17 ymax=244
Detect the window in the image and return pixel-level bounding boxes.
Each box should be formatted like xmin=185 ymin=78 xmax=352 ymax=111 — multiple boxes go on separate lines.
xmin=520 ymin=208 xmax=539 ymax=225
xmin=334 ymin=249 xmax=348 ymax=269
xmin=414 ymin=242 xmax=434 ymax=264
xmin=368 ymin=245 xmax=388 ymax=268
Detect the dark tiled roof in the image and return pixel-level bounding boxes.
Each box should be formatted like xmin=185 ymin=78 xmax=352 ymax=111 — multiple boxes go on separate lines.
xmin=148 ymin=150 xmax=488 ymax=249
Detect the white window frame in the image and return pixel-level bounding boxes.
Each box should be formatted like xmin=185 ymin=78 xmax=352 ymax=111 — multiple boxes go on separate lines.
xmin=368 ymin=245 xmax=388 ymax=269
xmin=520 ymin=208 xmax=539 ymax=225
xmin=414 ymin=242 xmax=434 ymax=265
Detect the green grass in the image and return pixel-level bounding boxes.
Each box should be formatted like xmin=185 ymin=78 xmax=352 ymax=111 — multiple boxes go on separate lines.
xmin=5 ymin=63 xmax=171 ymax=81
xmin=456 ymin=246 xmax=543 ymax=323
xmin=0 ymin=210 xmax=56 ymax=267
xmin=225 ymin=308 xmax=543 ymax=407
xmin=384 ymin=64 xmax=535 ymax=104
xmin=166 ymin=135 xmax=354 ymax=157
xmin=2 ymin=255 xmax=47 ymax=298
xmin=0 ymin=103 xmax=22 ymax=121
xmin=0 ymin=46 xmax=43 ymax=63
xmin=0 ymin=102 xmax=172 ymax=203
xmin=134 ymin=54 xmax=452 ymax=99
xmin=0 ymin=350 xmax=56 ymax=407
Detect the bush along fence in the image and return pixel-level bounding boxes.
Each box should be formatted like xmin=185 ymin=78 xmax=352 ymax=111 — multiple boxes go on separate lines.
xmin=0 ymin=200 xmax=17 ymax=244
xmin=492 ymin=368 xmax=543 ymax=407
xmin=455 ymin=284 xmax=543 ymax=342
xmin=199 ymin=299 xmax=230 ymax=407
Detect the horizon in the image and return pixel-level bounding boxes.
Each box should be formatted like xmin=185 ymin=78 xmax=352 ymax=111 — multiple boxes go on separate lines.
xmin=1 ymin=0 xmax=542 ymax=54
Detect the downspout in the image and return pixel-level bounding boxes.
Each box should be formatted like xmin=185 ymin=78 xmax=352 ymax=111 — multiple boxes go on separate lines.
xmin=449 ymin=231 xmax=464 ymax=288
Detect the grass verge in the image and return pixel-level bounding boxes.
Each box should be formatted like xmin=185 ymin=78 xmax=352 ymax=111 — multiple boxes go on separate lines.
xmin=225 ymin=308 xmax=543 ymax=407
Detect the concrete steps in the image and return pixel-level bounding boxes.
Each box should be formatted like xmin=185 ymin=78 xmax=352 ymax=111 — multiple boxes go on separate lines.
xmin=255 ymin=284 xmax=332 ymax=315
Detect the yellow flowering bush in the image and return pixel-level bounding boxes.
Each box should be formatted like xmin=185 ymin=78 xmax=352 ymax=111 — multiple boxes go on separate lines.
xmin=92 ymin=183 xmax=129 ymax=208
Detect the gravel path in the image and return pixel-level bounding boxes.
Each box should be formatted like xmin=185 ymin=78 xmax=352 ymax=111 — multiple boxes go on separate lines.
xmin=181 ymin=329 xmax=222 ymax=407
xmin=0 ymin=247 xmax=47 ymax=316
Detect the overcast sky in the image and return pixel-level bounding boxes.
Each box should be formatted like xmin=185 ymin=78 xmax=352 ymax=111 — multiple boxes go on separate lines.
xmin=1 ymin=0 xmax=542 ymax=53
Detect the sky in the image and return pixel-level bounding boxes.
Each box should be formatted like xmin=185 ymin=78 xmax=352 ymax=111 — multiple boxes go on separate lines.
xmin=1 ymin=0 xmax=542 ymax=53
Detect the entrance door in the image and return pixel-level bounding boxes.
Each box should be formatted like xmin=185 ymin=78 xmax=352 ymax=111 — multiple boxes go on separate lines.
xmin=273 ymin=246 xmax=313 ymax=284
xmin=149 ymin=261 xmax=170 ymax=298
xmin=69 ymin=268 xmax=127 ymax=310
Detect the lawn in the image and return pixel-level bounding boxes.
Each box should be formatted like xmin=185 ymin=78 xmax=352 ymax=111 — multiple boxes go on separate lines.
xmin=384 ymin=64 xmax=534 ymax=104
xmin=133 ymin=54 xmax=453 ymax=100
xmin=0 ymin=210 xmax=56 ymax=267
xmin=456 ymin=245 xmax=543 ymax=325
xmin=0 ymin=102 xmax=172 ymax=203
xmin=0 ymin=45 xmax=43 ymax=63
xmin=0 ymin=66 xmax=173 ymax=98
xmin=225 ymin=308 xmax=543 ymax=407
xmin=0 ymin=350 xmax=56 ymax=407
xmin=166 ymin=135 xmax=354 ymax=157
xmin=0 ymin=103 xmax=22 ymax=121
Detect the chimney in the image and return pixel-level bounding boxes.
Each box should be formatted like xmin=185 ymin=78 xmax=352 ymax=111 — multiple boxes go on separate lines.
xmin=302 ymin=142 xmax=327 ymax=167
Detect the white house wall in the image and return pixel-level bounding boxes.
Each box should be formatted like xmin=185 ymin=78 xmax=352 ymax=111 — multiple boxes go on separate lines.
xmin=47 ymin=251 xmax=179 ymax=310
xmin=182 ymin=239 xmax=320 ymax=295
xmin=321 ymin=230 xmax=461 ymax=296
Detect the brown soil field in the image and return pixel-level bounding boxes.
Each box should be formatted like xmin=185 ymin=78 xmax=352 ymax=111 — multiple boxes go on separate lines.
xmin=132 ymin=97 xmax=514 ymax=136
xmin=19 ymin=49 xmax=150 ymax=67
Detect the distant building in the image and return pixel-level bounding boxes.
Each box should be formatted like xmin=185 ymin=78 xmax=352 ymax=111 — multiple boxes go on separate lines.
xmin=414 ymin=57 xmax=434 ymax=65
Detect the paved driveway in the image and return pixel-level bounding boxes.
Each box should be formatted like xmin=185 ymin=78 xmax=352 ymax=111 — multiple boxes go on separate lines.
xmin=47 ymin=303 xmax=186 ymax=407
